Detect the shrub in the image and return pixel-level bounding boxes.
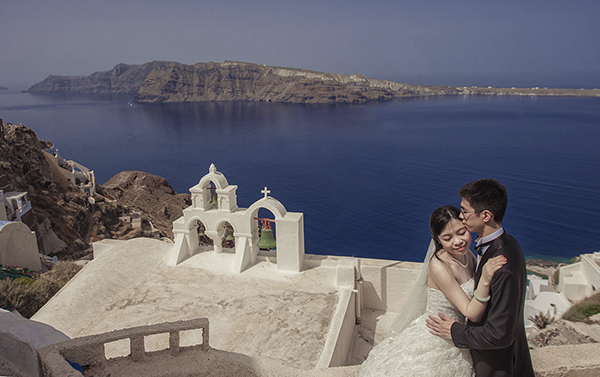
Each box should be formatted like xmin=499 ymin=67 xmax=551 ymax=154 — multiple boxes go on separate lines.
xmin=50 ymin=261 xmax=82 ymax=282
xmin=0 ymin=278 xmax=59 ymax=318
xmin=529 ymin=310 xmax=556 ymax=330
xmin=0 ymin=261 xmax=82 ymax=318
xmin=562 ymin=292 xmax=600 ymax=322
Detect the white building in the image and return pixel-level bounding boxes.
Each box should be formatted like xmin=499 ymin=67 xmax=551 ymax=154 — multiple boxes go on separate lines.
xmin=524 ymin=275 xmax=571 ymax=331
xmin=558 ymin=251 xmax=600 ymax=302
xmin=42 ymin=148 xmax=96 ymax=196
xmin=0 ymin=220 xmax=42 ymax=271
xmin=0 ymin=189 xmax=42 ymax=271
xmin=0 ymin=189 xmax=32 ymax=222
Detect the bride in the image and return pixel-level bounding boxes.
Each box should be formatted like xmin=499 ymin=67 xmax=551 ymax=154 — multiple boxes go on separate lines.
xmin=359 ymin=205 xmax=506 ymax=376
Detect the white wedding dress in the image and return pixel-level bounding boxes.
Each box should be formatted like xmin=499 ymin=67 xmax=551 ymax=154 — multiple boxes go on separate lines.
xmin=359 ymin=278 xmax=475 ymax=377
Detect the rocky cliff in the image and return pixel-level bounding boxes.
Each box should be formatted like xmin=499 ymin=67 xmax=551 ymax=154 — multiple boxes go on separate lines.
xmin=25 ymin=60 xmax=600 ymax=103
xmin=133 ymin=61 xmax=458 ymax=103
xmin=100 ymin=171 xmax=191 ymax=239
xmin=0 ymin=123 xmax=189 ymax=259
xmin=25 ymin=60 xmax=459 ymax=103
xmin=24 ymin=61 xmax=175 ymax=95
xmin=1 ymin=123 xmax=89 ymax=258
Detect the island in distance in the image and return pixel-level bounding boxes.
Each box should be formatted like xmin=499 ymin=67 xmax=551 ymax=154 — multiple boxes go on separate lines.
xmin=25 ymin=60 xmax=600 ymax=104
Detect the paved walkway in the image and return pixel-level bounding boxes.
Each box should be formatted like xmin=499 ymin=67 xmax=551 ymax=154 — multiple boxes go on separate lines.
xmin=33 ymin=238 xmax=344 ymax=370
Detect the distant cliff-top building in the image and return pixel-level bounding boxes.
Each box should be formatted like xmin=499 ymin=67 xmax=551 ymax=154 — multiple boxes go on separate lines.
xmin=42 ymin=148 xmax=96 ymax=197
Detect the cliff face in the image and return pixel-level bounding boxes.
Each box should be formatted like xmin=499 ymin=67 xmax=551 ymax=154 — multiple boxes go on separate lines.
xmin=0 ymin=123 xmax=189 ymax=259
xmin=0 ymin=123 xmax=89 ymax=258
xmin=133 ymin=61 xmax=457 ymax=103
xmin=100 ymin=171 xmax=191 ymax=239
xmin=24 ymin=61 xmax=175 ymax=95
xmin=25 ymin=60 xmax=459 ymax=103
xmin=26 ymin=60 xmax=599 ymax=103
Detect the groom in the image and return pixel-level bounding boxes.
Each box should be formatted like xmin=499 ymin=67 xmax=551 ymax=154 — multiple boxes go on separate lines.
xmin=426 ymin=179 xmax=534 ymax=377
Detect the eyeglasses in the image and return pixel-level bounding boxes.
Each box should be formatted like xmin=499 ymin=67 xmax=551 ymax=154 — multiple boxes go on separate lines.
xmin=461 ymin=209 xmax=480 ymax=219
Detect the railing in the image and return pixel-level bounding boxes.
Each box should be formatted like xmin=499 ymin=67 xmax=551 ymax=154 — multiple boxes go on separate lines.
xmin=38 ymin=318 xmax=210 ymax=377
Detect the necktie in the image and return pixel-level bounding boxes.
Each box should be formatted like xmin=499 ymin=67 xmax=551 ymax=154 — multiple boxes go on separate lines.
xmin=474 ymin=240 xmax=494 ymax=256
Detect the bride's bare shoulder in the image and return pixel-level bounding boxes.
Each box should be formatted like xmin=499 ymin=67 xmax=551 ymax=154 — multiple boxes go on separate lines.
xmin=428 ymin=254 xmax=454 ymax=288
xmin=428 ymin=254 xmax=451 ymax=275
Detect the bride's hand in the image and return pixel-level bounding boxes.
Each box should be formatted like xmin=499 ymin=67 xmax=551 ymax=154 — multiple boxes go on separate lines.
xmin=480 ymin=255 xmax=506 ymax=286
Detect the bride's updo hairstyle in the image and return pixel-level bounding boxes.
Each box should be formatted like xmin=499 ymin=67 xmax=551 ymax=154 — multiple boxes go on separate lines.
xmin=430 ymin=205 xmax=462 ymax=258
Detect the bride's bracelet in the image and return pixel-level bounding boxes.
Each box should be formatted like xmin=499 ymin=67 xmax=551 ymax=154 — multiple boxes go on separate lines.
xmin=474 ymin=292 xmax=491 ymax=302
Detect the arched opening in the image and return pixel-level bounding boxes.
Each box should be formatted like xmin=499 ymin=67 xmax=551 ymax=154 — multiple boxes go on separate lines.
xmin=255 ymin=208 xmax=276 ymax=253
xmin=220 ymin=221 xmax=235 ymax=252
xmin=196 ymin=220 xmax=213 ymax=248
xmin=206 ymin=183 xmax=218 ymax=209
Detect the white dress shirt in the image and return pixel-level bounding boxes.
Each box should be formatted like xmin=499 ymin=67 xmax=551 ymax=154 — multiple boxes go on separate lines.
xmin=476 ymin=227 xmax=504 ymax=270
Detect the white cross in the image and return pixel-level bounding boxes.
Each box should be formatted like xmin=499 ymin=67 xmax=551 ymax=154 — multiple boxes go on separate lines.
xmin=261 ymin=187 xmax=271 ymax=198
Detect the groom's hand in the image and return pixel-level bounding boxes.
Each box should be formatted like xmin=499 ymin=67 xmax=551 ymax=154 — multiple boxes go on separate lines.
xmin=426 ymin=312 xmax=455 ymax=340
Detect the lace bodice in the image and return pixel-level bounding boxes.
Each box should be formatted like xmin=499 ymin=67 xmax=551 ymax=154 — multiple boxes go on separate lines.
xmin=425 ymin=278 xmax=474 ymax=323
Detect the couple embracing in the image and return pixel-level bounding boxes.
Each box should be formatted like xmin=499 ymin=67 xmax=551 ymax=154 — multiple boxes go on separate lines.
xmin=360 ymin=179 xmax=535 ymax=377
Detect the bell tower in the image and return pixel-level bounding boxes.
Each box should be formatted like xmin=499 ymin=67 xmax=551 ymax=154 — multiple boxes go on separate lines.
xmin=171 ymin=164 xmax=304 ymax=273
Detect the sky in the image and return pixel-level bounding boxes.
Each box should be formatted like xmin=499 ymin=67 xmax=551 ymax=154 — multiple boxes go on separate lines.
xmin=1 ymin=0 xmax=600 ymax=89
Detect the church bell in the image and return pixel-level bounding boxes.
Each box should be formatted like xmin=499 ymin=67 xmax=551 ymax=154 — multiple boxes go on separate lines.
xmin=210 ymin=191 xmax=218 ymax=205
xmin=257 ymin=228 xmax=276 ymax=250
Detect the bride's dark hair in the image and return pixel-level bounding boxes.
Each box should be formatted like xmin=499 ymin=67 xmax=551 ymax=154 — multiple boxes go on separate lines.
xmin=430 ymin=205 xmax=462 ymax=258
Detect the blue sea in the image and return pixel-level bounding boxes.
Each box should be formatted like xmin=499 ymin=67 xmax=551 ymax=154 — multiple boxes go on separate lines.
xmin=1 ymin=89 xmax=599 ymax=263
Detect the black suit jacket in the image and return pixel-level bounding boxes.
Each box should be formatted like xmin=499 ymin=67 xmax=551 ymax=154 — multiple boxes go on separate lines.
xmin=450 ymin=232 xmax=535 ymax=377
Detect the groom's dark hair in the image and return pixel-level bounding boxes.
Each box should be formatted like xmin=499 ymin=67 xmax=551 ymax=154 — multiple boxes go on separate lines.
xmin=458 ymin=178 xmax=507 ymax=224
